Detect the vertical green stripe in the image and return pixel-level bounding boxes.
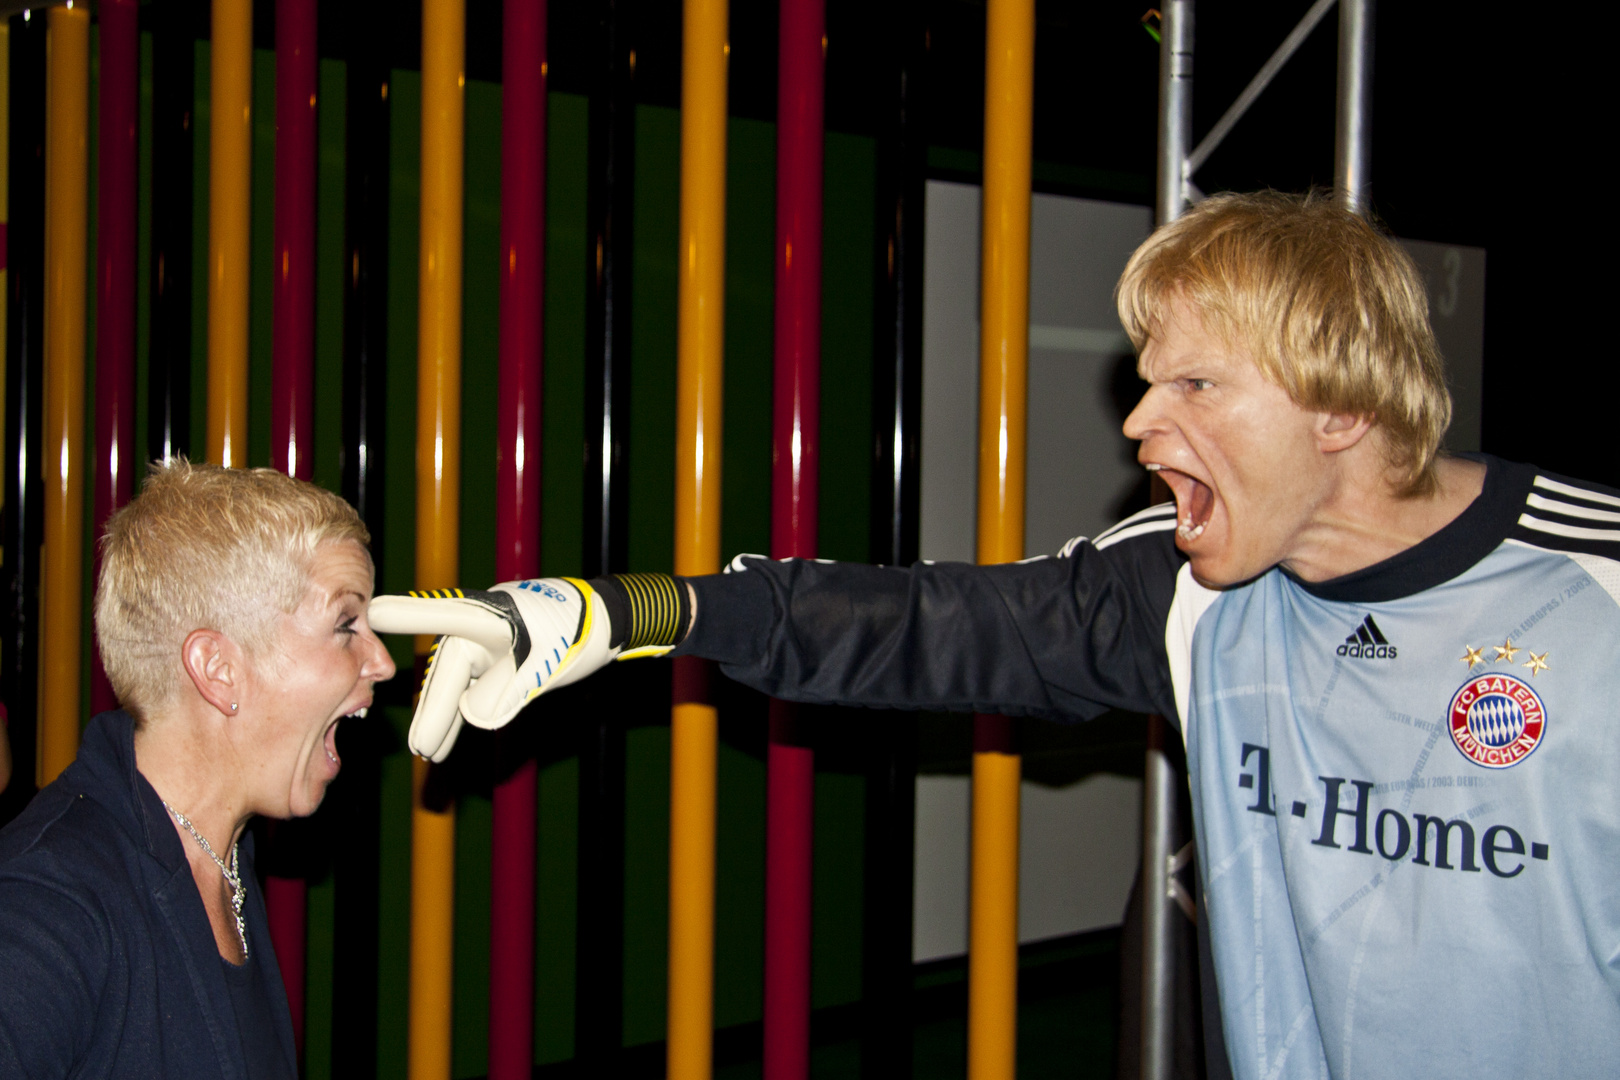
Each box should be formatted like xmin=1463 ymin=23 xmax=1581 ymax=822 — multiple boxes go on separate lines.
xmin=627 ymin=105 xmax=678 ymax=573
xmin=818 ymin=132 xmax=875 ymax=562
xmin=540 ymin=92 xmax=588 ymax=582
xmin=534 ymin=90 xmax=590 ymax=1066
xmin=534 ymin=756 xmax=579 ymax=1064
xmin=719 ymin=118 xmax=774 ymax=562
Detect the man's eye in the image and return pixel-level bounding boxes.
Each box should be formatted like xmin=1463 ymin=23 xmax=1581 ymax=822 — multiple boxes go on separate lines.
xmin=1186 ymin=378 xmax=1214 ymax=392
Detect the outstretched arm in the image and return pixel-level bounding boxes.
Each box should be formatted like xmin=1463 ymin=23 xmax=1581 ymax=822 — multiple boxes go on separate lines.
xmin=675 ymin=546 xmax=1179 ymax=722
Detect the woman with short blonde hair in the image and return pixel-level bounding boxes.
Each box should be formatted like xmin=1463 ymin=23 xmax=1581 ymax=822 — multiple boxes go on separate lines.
xmin=0 ymin=460 xmax=395 ymax=1077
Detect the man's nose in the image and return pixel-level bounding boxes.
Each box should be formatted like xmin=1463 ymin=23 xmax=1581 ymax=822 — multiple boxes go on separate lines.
xmin=1122 ymin=384 xmax=1165 ymax=443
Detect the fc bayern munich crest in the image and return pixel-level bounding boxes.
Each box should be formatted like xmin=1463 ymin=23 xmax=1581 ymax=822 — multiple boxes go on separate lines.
xmin=1448 ymin=673 xmax=1546 ymax=769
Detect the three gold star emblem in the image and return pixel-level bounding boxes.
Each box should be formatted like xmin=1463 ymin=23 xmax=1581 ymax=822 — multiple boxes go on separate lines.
xmin=1461 ymin=638 xmax=1551 ymax=676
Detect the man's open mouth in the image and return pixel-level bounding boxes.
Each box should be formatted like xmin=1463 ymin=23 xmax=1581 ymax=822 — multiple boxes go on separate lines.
xmin=1146 ymin=464 xmax=1214 ymax=542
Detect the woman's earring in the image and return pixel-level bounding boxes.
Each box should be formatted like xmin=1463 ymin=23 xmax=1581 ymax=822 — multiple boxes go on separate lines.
xmin=230 ymin=703 xmax=239 ymax=713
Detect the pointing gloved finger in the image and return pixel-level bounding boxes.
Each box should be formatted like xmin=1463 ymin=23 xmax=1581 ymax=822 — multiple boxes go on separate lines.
xmin=367 ymin=595 xmax=514 ymax=656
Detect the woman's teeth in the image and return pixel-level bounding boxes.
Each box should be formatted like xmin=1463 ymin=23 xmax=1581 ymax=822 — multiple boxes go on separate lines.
xmin=1178 ymin=518 xmax=1206 ymax=541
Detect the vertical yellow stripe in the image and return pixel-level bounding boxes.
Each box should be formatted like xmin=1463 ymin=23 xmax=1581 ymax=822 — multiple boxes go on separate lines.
xmin=669 ymin=0 xmax=728 ymax=1075
xmin=410 ymin=1 xmax=464 ymax=1078
xmin=206 ymin=0 xmax=251 ymax=466
xmin=970 ymin=1 xmax=1033 ymax=1078
xmin=976 ymin=0 xmax=1033 ymax=569
xmin=39 ymin=5 xmax=89 ymax=786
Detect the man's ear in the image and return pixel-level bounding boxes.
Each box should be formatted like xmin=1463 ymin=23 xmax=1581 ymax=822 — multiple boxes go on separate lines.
xmin=1317 ymin=410 xmax=1375 ymax=454
xmin=181 ymin=629 xmax=243 ymax=718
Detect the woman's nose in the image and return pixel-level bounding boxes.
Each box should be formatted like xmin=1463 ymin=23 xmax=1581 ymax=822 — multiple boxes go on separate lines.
xmin=366 ymin=635 xmax=397 ymax=682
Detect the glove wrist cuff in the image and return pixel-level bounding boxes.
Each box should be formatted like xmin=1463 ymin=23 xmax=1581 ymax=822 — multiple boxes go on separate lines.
xmin=588 ymin=574 xmax=692 ymax=652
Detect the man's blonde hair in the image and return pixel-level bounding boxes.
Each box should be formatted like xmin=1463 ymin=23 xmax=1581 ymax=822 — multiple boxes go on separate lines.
xmin=95 ymin=460 xmax=370 ymax=717
xmin=1116 ymin=190 xmax=1451 ymax=495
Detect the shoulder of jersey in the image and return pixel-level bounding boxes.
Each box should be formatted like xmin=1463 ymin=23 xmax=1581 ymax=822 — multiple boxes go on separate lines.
xmin=1057 ymin=502 xmax=1178 ymax=558
xmin=1509 ymin=471 xmax=1620 ymax=559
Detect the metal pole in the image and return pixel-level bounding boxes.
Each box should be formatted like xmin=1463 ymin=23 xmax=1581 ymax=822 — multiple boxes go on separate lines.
xmin=266 ymin=1 xmax=320 ymax=1051
xmin=207 ymin=0 xmax=252 ymax=468
xmin=39 ymin=2 xmax=89 ymax=787
xmin=764 ymin=2 xmax=826 ymax=1074
xmin=1155 ymin=0 xmax=1194 ymax=227
xmin=970 ymin=1 xmax=1034 ymax=1076
xmin=1335 ymin=0 xmax=1374 ymax=215
xmin=1140 ymin=717 xmax=1177 ymax=1080
xmin=411 ymin=0 xmax=466 ymax=1076
xmin=489 ymin=6 xmax=547 ymax=1078
xmin=669 ymin=0 xmax=728 ymax=1074
xmin=1145 ymin=6 xmax=1192 ymax=1080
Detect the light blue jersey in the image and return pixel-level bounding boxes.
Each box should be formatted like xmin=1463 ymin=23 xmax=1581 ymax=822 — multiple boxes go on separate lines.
xmin=1168 ymin=463 xmax=1620 ymax=1079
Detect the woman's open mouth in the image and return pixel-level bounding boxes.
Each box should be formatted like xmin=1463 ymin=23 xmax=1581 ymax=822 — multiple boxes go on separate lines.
xmin=1146 ymin=464 xmax=1214 ymax=542
xmin=326 ymin=706 xmax=368 ymax=767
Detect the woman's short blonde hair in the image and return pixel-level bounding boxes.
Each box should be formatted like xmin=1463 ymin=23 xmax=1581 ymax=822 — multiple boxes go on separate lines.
xmin=95 ymin=460 xmax=370 ymax=717
xmin=1116 ymin=190 xmax=1451 ymax=495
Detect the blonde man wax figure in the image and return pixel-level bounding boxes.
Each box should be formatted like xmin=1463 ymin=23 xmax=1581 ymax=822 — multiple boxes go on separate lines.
xmin=375 ymin=192 xmax=1620 ymax=1080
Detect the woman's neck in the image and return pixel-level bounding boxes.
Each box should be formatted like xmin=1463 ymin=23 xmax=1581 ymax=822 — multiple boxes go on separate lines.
xmin=133 ymin=707 xmax=251 ymax=859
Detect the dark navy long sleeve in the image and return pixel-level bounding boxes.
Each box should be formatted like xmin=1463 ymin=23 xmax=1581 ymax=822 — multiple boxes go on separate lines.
xmin=675 ymin=503 xmax=1186 ymax=723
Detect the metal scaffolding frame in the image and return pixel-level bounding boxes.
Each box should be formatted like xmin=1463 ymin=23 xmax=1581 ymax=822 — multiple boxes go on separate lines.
xmin=1143 ymin=2 xmax=1376 ymax=1077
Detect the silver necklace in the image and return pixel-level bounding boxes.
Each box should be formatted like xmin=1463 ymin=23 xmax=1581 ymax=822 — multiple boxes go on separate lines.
xmin=162 ymin=801 xmax=248 ymax=960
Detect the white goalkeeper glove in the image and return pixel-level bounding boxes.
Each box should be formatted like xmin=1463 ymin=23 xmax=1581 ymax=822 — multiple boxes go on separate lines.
xmin=367 ymin=574 xmax=690 ymax=761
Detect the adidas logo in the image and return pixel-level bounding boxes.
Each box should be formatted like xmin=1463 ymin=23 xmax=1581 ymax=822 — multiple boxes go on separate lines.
xmin=1336 ymin=615 xmax=1398 ymax=659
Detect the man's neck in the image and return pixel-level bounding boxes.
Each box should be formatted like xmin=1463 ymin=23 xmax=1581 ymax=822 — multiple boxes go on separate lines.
xmin=1282 ymin=456 xmax=1487 ymax=583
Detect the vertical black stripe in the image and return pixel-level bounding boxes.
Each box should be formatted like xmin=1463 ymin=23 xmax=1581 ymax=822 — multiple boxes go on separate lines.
xmin=330 ymin=3 xmax=393 ymax=1073
xmin=1 ymin=12 xmax=47 ymax=825
xmin=577 ymin=0 xmax=637 ymax=1062
xmin=863 ymin=3 xmax=927 ymax=1073
xmin=145 ymin=0 xmax=195 ymax=467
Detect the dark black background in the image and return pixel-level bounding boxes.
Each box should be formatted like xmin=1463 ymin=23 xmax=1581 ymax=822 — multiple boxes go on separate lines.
xmin=291 ymin=0 xmax=1613 ymax=488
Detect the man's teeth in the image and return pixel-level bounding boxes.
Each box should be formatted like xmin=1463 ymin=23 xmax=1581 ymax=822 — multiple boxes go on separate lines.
xmin=1177 ymin=516 xmax=1206 ymax=541
xmin=1144 ymin=463 xmax=1163 ymax=472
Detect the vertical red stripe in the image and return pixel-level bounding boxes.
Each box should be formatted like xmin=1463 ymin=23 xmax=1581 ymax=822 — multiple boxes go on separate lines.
xmin=490 ymin=2 xmax=546 ymax=1076
xmin=268 ymin=0 xmax=320 ymax=1056
xmin=271 ymin=0 xmax=317 ymax=482
xmin=90 ymin=0 xmax=139 ymax=717
xmin=765 ymin=2 xmax=825 ymax=1077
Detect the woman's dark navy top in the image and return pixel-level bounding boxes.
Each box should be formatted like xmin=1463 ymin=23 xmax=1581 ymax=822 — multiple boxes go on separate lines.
xmin=0 ymin=711 xmax=297 ymax=1078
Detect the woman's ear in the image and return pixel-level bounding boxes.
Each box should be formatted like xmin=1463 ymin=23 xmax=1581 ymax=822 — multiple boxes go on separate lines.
xmin=181 ymin=629 xmax=243 ymax=718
